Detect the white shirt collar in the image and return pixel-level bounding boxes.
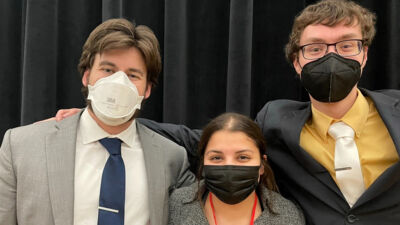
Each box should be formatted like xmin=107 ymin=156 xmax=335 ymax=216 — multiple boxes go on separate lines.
xmin=79 ymin=108 xmax=138 ymax=148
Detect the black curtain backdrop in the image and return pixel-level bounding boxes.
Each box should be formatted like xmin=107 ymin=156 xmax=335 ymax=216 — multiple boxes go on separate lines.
xmin=1 ymin=0 xmax=399 ymax=142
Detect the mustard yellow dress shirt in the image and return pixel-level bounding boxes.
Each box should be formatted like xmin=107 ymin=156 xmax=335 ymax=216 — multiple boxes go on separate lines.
xmin=300 ymin=89 xmax=399 ymax=188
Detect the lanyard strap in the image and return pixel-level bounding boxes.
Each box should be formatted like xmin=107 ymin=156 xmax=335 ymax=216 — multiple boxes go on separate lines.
xmin=209 ymin=192 xmax=258 ymax=225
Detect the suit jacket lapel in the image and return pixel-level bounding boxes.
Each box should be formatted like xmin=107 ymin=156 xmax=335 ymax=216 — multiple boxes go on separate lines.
xmin=137 ymin=121 xmax=166 ymax=225
xmin=364 ymin=89 xmax=400 ymax=154
xmin=277 ymin=90 xmax=400 ymax=209
xmin=279 ymin=103 xmax=346 ymax=210
xmin=45 ymin=112 xmax=81 ymax=225
xmin=355 ymin=89 xmax=400 ymax=206
xmin=280 ymin=104 xmax=324 ymax=172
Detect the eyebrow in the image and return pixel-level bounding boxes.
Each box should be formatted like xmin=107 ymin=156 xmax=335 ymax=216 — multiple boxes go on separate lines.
xmin=99 ymin=60 xmax=145 ymax=77
xmin=237 ymin=149 xmax=253 ymax=153
xmin=205 ymin=150 xmax=222 ymax=156
xmin=205 ymin=149 xmax=254 ymax=155
xmin=302 ymin=33 xmax=361 ymax=45
xmin=235 ymin=150 xmax=254 ymax=154
xmin=99 ymin=61 xmax=116 ymax=67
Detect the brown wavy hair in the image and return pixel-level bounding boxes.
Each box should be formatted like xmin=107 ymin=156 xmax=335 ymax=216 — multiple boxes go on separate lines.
xmin=78 ymin=18 xmax=161 ymax=98
xmin=285 ymin=0 xmax=376 ymax=63
xmin=196 ymin=112 xmax=279 ymax=213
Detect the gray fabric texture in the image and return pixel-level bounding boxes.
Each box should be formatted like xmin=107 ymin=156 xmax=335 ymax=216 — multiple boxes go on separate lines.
xmin=0 ymin=111 xmax=195 ymax=225
xmin=168 ymin=182 xmax=305 ymax=225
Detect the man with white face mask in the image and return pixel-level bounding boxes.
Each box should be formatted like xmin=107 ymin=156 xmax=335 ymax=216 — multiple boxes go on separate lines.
xmin=0 ymin=18 xmax=195 ymax=225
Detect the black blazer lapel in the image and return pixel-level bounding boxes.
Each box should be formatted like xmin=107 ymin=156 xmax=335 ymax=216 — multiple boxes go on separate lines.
xmin=279 ymin=103 xmax=347 ymax=210
xmin=280 ymin=104 xmax=325 ymax=172
xmin=364 ymin=89 xmax=400 ymax=154
xmin=355 ymin=89 xmax=400 ymax=207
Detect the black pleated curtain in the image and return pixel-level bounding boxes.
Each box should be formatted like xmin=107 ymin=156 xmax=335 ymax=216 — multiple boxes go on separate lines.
xmin=0 ymin=0 xmax=399 ymax=142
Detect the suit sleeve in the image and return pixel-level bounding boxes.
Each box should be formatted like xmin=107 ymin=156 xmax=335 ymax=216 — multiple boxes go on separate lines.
xmin=0 ymin=129 xmax=17 ymax=225
xmin=175 ymin=146 xmax=196 ymax=188
xmin=255 ymin=102 xmax=270 ymax=131
xmin=138 ymin=118 xmax=202 ymax=173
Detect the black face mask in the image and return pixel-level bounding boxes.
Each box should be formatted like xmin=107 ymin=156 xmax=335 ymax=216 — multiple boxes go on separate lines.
xmin=203 ymin=165 xmax=259 ymax=205
xmin=300 ymin=53 xmax=361 ymax=102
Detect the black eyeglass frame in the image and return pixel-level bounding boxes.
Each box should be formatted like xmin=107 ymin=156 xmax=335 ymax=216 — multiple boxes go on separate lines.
xmin=299 ymin=39 xmax=365 ymax=60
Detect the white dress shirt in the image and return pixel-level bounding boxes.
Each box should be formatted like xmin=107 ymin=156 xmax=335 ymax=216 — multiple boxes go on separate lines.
xmin=73 ymin=109 xmax=149 ymax=225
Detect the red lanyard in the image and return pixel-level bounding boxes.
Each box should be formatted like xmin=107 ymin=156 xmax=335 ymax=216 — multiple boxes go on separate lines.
xmin=209 ymin=192 xmax=258 ymax=225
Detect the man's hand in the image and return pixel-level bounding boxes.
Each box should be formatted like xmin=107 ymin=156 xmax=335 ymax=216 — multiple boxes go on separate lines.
xmin=54 ymin=108 xmax=81 ymax=121
xmin=36 ymin=108 xmax=81 ymax=123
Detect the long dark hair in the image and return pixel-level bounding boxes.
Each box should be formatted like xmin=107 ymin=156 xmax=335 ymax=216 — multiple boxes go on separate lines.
xmin=196 ymin=112 xmax=279 ymax=213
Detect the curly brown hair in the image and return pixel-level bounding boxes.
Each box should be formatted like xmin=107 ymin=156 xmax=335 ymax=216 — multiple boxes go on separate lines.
xmin=285 ymin=0 xmax=376 ymax=64
xmin=78 ymin=18 xmax=161 ymax=98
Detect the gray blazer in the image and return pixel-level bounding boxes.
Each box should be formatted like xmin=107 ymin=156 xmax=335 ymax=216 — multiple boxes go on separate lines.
xmin=168 ymin=182 xmax=305 ymax=225
xmin=0 ymin=112 xmax=195 ymax=225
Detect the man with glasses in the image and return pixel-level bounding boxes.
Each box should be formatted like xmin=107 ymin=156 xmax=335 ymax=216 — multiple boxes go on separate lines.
xmin=255 ymin=0 xmax=400 ymax=224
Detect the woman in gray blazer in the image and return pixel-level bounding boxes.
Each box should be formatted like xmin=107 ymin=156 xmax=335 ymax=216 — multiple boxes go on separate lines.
xmin=168 ymin=113 xmax=305 ymax=225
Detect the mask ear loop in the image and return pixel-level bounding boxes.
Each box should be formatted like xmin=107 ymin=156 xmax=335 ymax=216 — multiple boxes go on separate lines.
xmin=360 ymin=47 xmax=366 ymax=68
xmin=297 ymin=54 xmax=304 ymax=70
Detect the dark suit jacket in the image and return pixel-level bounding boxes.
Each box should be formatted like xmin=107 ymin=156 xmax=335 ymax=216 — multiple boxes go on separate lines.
xmin=139 ymin=88 xmax=400 ymax=225
xmin=255 ymin=88 xmax=400 ymax=225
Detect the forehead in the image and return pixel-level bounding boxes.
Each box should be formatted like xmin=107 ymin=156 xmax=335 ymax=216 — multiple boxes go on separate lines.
xmin=94 ymin=48 xmax=147 ymax=71
xmin=205 ymin=130 xmax=259 ymax=155
xmin=300 ymin=21 xmax=362 ymax=45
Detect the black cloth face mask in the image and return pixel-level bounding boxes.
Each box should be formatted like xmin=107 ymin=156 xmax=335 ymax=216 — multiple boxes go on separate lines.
xmin=300 ymin=53 xmax=361 ymax=102
xmin=203 ymin=165 xmax=259 ymax=205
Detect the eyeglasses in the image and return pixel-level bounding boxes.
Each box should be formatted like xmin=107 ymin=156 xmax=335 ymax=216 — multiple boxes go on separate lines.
xmin=299 ymin=39 xmax=364 ymax=60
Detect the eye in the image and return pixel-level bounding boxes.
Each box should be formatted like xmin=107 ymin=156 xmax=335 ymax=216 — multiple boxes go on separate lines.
xmin=207 ymin=154 xmax=223 ymax=162
xmin=310 ymin=47 xmax=323 ymax=52
xmin=340 ymin=44 xmax=355 ymax=51
xmin=237 ymin=154 xmax=251 ymax=161
xmin=126 ymin=72 xmax=143 ymax=80
xmin=337 ymin=41 xmax=358 ymax=53
xmin=210 ymin=156 xmax=223 ymax=161
xmin=304 ymin=44 xmax=325 ymax=56
xmin=127 ymin=74 xmax=139 ymax=79
xmin=101 ymin=68 xmax=114 ymax=74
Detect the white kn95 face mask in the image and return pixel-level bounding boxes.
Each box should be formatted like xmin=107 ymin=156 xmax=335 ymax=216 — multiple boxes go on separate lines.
xmin=87 ymin=71 xmax=144 ymax=126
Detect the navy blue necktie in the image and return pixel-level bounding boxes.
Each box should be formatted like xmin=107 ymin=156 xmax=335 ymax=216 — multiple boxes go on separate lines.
xmin=98 ymin=138 xmax=125 ymax=225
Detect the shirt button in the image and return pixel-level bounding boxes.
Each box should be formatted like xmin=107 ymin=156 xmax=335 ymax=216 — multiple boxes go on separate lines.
xmin=347 ymin=214 xmax=358 ymax=223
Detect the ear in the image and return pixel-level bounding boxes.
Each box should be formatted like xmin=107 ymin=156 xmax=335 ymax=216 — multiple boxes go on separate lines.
xmin=259 ymin=154 xmax=267 ymax=176
xmin=144 ymin=83 xmax=152 ymax=99
xmin=82 ymin=69 xmax=90 ymax=87
xmin=259 ymin=164 xmax=264 ymax=176
xmin=293 ymin=56 xmax=302 ymax=75
xmin=361 ymin=46 xmax=368 ymax=69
